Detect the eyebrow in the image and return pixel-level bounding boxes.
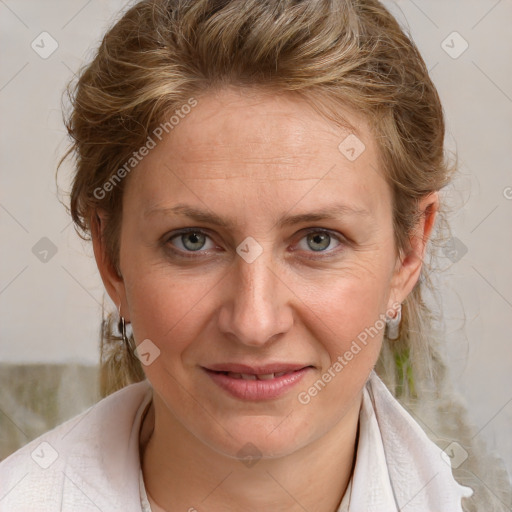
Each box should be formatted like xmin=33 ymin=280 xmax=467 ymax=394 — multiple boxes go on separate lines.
xmin=143 ymin=203 xmax=371 ymax=228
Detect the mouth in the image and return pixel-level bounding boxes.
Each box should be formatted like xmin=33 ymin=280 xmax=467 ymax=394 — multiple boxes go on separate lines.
xmin=202 ymin=364 xmax=314 ymax=401
xmin=209 ymin=369 xmax=308 ymax=380
xmin=203 ymin=362 xmax=313 ymax=374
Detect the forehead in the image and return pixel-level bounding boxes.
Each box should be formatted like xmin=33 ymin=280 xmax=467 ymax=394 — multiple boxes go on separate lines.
xmin=126 ymin=87 xmax=390 ymax=217
xmin=154 ymin=88 xmax=365 ymax=174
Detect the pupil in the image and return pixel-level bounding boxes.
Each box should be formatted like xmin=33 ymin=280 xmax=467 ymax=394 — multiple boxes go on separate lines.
xmin=309 ymin=232 xmax=329 ymax=251
xmin=184 ymin=232 xmax=204 ymax=250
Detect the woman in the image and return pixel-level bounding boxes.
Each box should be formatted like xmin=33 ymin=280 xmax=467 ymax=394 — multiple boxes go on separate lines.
xmin=0 ymin=0 xmax=509 ymax=510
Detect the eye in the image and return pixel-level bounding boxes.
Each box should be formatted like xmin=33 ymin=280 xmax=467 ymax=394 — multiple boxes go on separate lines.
xmin=296 ymin=230 xmax=342 ymax=253
xmin=167 ymin=229 xmax=216 ymax=253
xmin=164 ymin=227 xmax=345 ymax=259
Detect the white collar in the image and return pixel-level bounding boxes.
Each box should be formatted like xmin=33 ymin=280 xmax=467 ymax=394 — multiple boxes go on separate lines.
xmin=338 ymin=371 xmax=473 ymax=511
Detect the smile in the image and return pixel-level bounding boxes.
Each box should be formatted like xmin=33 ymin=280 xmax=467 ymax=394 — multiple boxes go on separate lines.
xmin=203 ymin=367 xmax=312 ymax=401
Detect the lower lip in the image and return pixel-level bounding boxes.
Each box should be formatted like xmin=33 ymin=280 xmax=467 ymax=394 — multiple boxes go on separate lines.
xmin=203 ymin=367 xmax=312 ymax=401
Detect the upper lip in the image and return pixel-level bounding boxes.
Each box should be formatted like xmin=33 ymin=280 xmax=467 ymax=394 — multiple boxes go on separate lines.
xmin=204 ymin=363 xmax=312 ymax=375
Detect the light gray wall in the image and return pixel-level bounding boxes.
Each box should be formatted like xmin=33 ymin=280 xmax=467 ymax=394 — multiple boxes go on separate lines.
xmin=1 ymin=0 xmax=511 ymax=491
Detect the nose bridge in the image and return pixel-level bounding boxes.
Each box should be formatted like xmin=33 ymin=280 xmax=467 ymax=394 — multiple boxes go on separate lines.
xmin=218 ymin=250 xmax=292 ymax=346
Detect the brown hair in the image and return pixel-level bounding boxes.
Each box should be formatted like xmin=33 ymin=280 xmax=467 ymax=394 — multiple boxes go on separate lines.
xmin=59 ymin=1 xmax=511 ymax=508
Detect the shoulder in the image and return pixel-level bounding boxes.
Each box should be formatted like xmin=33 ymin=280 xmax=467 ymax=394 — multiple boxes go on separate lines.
xmin=0 ymin=380 xmax=153 ymax=512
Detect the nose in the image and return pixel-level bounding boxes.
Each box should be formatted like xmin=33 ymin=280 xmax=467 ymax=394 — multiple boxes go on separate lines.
xmin=217 ymin=251 xmax=294 ymax=347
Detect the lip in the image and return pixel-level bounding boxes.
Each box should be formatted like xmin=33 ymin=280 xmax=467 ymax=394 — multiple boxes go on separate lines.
xmin=202 ymin=363 xmax=313 ymax=401
xmin=204 ymin=362 xmax=311 ymax=374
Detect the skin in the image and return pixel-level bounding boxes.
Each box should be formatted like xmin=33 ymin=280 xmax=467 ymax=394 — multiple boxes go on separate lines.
xmin=92 ymin=86 xmax=438 ymax=512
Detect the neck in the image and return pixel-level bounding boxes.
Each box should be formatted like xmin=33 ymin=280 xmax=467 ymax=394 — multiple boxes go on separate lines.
xmin=141 ymin=393 xmax=361 ymax=512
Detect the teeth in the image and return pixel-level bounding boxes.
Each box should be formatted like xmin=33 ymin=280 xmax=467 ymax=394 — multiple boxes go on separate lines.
xmin=224 ymin=371 xmax=288 ymax=380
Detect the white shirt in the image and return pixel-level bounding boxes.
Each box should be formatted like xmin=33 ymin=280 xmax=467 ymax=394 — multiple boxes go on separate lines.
xmin=0 ymin=372 xmax=472 ymax=511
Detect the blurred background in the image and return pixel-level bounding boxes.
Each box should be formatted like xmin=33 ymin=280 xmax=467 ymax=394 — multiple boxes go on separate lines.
xmin=0 ymin=0 xmax=511 ymax=500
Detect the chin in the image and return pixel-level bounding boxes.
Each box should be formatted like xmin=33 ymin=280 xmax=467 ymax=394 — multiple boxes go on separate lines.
xmin=196 ymin=415 xmax=315 ymax=462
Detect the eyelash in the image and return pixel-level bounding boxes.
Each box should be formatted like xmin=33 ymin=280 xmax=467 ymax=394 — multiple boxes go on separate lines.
xmin=163 ymin=228 xmax=346 ymax=260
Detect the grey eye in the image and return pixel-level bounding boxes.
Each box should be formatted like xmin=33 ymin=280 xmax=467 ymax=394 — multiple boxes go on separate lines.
xmin=306 ymin=232 xmax=331 ymax=251
xmin=179 ymin=232 xmax=207 ymax=251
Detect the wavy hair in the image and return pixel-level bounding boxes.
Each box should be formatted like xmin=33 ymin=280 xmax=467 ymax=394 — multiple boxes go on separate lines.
xmin=59 ymin=0 xmax=511 ymax=509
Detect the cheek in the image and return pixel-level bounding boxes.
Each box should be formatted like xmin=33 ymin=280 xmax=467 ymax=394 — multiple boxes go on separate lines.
xmin=306 ymin=281 xmax=386 ymax=365
xmin=123 ymin=265 xmax=220 ymax=355
xmin=290 ymin=263 xmax=392 ymax=410
xmin=295 ymin=257 xmax=391 ymax=338
xmin=293 ymin=279 xmax=387 ymax=413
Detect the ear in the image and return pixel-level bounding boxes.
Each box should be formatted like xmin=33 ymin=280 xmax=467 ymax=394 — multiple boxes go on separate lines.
xmin=91 ymin=210 xmax=130 ymax=321
xmin=388 ymin=192 xmax=439 ymax=307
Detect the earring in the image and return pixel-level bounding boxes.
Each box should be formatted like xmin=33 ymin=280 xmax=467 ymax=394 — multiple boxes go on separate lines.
xmin=385 ymin=303 xmax=402 ymax=340
xmin=117 ymin=307 xmax=131 ymax=351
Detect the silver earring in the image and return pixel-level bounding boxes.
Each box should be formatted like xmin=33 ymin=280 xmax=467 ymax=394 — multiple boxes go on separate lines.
xmin=118 ymin=315 xmax=130 ymax=349
xmin=385 ymin=303 xmax=402 ymax=340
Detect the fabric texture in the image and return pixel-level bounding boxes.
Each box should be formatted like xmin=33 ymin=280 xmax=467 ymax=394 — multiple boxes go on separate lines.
xmin=337 ymin=373 xmax=473 ymax=511
xmin=0 ymin=372 xmax=472 ymax=511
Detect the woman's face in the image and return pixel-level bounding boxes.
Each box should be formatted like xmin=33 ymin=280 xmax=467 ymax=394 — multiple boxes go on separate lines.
xmin=99 ymin=87 xmax=426 ymax=459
